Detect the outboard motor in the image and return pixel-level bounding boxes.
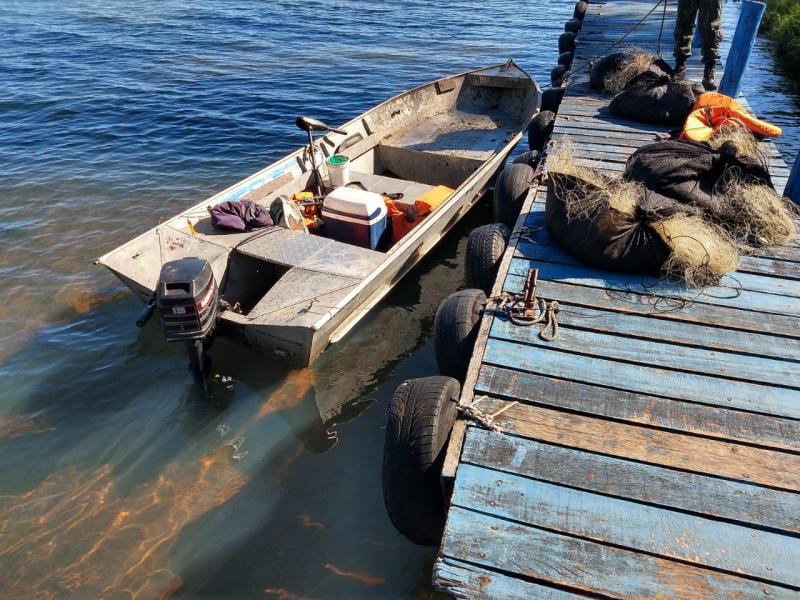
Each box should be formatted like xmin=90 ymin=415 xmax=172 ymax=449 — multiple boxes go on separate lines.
xmin=155 ymin=257 xmax=218 ymax=379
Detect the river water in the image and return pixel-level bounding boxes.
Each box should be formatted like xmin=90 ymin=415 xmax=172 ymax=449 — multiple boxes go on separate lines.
xmin=0 ymin=1 xmax=797 ymax=598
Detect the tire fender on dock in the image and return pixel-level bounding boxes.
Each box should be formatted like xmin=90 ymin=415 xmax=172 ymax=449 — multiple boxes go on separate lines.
xmin=551 ymin=65 xmax=567 ymax=87
xmin=493 ymin=163 xmax=536 ymax=227
xmin=559 ymin=31 xmax=576 ymax=53
xmin=541 ymin=87 xmax=566 ymax=113
xmin=434 ymin=289 xmax=488 ymax=380
xmin=382 ymin=376 xmax=460 ymax=546
xmin=527 ymin=110 xmax=556 ymax=153
xmin=565 ymin=17 xmax=582 ymax=33
xmin=574 ymin=0 xmax=588 ymax=20
xmin=465 ymin=224 xmax=511 ymax=295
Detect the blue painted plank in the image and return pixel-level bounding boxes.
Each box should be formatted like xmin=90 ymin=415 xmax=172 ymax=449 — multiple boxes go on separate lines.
xmin=475 ymin=364 xmax=800 ymax=452
xmin=719 ymin=0 xmax=767 ymax=97
xmin=441 ymin=506 xmax=795 ymax=599
xmin=501 ymin=276 xmax=800 ymax=358
xmin=454 ymin=397 xmax=800 ymax=491
xmin=462 ymin=428 xmax=800 ymax=534
xmin=512 ymin=276 xmax=800 ymax=344
xmin=451 ymin=464 xmax=800 ymax=586
xmin=505 ymin=258 xmax=800 ymax=316
xmin=433 ymin=557 xmax=590 ymax=600
xmin=482 ymin=337 xmax=800 ymax=419
xmin=786 ymin=154 xmax=800 ymax=205
xmin=489 ymin=316 xmax=799 ymax=387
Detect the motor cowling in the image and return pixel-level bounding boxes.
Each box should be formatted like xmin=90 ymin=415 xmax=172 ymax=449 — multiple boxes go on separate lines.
xmin=156 ymin=258 xmax=218 ymax=342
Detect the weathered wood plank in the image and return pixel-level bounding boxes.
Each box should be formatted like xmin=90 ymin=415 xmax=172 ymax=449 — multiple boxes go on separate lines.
xmin=462 ymin=428 xmax=800 ymax=533
xmin=451 ymin=464 xmax=800 ymax=585
xmin=483 ymin=337 xmax=800 ymax=419
xmin=506 ymin=258 xmax=800 ymax=316
xmin=441 ymin=506 xmax=797 ymax=599
xmin=489 ymin=316 xmax=799 ymax=387
xmin=509 ymin=276 xmax=800 ymax=343
xmin=474 ymin=364 xmax=800 ymax=451
xmin=499 ymin=283 xmax=800 ymax=359
xmin=461 ymin=394 xmax=800 ymax=489
xmin=433 ymin=557 xmax=590 ymax=600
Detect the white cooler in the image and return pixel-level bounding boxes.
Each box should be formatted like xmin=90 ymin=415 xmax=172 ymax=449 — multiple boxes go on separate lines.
xmin=322 ymin=186 xmax=387 ymax=250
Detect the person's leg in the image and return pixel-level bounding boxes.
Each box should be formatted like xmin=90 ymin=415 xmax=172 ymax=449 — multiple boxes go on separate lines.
xmin=699 ymin=0 xmax=723 ymax=89
xmin=674 ymin=0 xmax=700 ymax=75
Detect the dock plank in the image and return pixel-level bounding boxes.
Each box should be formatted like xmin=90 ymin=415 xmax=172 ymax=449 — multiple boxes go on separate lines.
xmin=489 ymin=317 xmax=800 ymax=386
xmin=483 ymin=337 xmax=800 ymax=420
xmin=462 ymin=428 xmax=800 ymax=533
xmin=443 ymin=507 xmax=796 ymax=600
xmin=474 ymin=365 xmax=800 ymax=452
xmin=452 ymin=464 xmax=800 ymax=585
xmin=433 ymin=558 xmax=591 ymax=600
xmin=455 ymin=395 xmax=800 ymax=490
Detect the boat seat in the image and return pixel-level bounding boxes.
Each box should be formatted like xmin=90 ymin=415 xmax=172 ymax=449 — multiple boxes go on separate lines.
xmin=234 ymin=227 xmax=384 ymax=279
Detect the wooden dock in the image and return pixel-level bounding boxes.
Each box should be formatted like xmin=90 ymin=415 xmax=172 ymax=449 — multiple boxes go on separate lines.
xmin=433 ymin=1 xmax=800 ymax=597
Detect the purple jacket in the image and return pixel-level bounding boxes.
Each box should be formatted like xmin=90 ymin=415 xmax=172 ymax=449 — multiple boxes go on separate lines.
xmin=210 ymin=200 xmax=273 ymax=232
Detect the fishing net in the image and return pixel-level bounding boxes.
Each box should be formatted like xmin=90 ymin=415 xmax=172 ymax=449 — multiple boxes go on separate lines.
xmin=623 ymin=139 xmax=773 ymax=214
xmin=544 ymin=139 xmax=771 ymax=285
xmin=707 ymin=122 xmax=764 ymax=162
xmin=609 ymin=71 xmax=700 ymax=126
xmin=589 ymin=50 xmax=673 ymax=94
xmin=717 ymin=171 xmax=798 ymax=246
xmin=653 ymin=216 xmax=739 ymax=287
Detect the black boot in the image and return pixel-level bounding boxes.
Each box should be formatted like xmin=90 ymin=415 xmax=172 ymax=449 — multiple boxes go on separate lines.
xmin=674 ymin=56 xmax=688 ymax=79
xmin=703 ymin=62 xmax=717 ymax=91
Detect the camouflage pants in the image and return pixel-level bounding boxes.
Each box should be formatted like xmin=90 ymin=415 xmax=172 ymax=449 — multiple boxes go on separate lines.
xmin=674 ymin=0 xmax=723 ymax=65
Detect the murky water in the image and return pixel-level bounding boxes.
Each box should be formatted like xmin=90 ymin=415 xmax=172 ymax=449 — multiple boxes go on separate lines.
xmin=0 ymin=1 xmax=797 ymax=598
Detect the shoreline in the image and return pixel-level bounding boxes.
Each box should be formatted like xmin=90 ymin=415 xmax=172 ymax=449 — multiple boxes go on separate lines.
xmin=761 ymin=0 xmax=800 ymax=76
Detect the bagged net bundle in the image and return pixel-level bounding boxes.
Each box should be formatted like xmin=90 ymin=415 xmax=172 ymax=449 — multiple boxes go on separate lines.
xmin=652 ymin=216 xmax=739 ymax=287
xmin=609 ymin=72 xmax=701 ymax=126
xmin=623 ymin=139 xmax=773 ymax=215
xmin=589 ymin=50 xmax=673 ymax=94
xmin=546 ymin=140 xmax=742 ymax=285
xmin=546 ymin=142 xmax=672 ymax=273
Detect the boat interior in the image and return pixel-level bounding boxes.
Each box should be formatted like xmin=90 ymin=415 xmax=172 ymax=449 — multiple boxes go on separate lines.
xmin=102 ymin=64 xmax=538 ymax=326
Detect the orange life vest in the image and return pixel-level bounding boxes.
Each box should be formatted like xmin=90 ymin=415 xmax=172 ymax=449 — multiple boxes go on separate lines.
xmin=682 ymin=92 xmax=782 ymax=142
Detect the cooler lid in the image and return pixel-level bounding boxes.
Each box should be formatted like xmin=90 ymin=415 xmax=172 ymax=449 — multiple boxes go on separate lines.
xmin=323 ymin=186 xmax=386 ymax=219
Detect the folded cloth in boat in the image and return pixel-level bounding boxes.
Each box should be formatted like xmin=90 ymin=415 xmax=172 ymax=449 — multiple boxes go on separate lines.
xmin=210 ymin=200 xmax=273 ymax=232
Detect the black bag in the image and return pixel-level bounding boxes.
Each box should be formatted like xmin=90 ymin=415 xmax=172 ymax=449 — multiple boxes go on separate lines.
xmin=623 ymin=139 xmax=773 ymax=216
xmin=609 ymin=71 xmax=699 ymax=126
xmin=590 ymin=52 xmax=673 ymax=93
xmin=545 ymin=173 xmax=673 ymax=273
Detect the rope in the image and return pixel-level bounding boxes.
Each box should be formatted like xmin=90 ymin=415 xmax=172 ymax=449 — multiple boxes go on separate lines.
xmin=656 ymin=0 xmax=668 ymax=57
xmin=459 ymin=396 xmax=518 ymax=432
xmin=494 ymin=293 xmax=561 ymax=341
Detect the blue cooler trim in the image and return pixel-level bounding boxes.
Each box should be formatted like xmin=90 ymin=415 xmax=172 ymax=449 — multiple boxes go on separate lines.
xmin=323 ymin=214 xmax=387 ymax=250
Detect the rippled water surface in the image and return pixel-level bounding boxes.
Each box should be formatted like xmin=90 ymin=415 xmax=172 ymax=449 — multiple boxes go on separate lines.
xmin=0 ymin=0 xmax=798 ymax=598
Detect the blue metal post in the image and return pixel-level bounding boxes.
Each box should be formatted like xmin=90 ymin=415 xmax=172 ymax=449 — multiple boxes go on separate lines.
xmin=719 ymin=0 xmax=767 ymax=97
xmin=785 ymin=154 xmax=800 ymax=204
